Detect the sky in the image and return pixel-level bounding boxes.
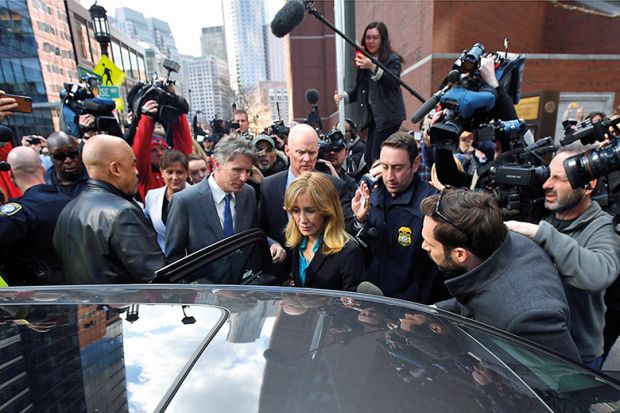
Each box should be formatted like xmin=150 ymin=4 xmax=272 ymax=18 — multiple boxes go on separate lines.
xmin=80 ymin=0 xmax=282 ymax=57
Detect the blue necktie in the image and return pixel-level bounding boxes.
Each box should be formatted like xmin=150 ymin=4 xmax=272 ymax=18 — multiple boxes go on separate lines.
xmin=223 ymin=193 xmax=234 ymax=237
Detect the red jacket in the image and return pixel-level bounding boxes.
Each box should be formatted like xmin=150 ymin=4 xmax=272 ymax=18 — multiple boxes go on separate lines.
xmin=132 ymin=114 xmax=192 ymax=201
xmin=0 ymin=143 xmax=22 ymax=201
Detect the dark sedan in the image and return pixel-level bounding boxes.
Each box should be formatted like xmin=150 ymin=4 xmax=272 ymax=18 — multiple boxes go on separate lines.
xmin=0 ymin=284 xmax=618 ymax=413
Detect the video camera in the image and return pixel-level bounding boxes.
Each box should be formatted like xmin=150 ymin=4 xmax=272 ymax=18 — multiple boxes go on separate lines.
xmin=60 ymin=74 xmax=122 ymax=138
xmin=477 ymin=130 xmax=556 ymax=222
xmin=561 ymin=116 xmax=620 ymax=189
xmin=318 ymin=128 xmax=347 ymax=160
xmin=126 ymin=58 xmax=189 ymax=146
xmin=415 ymin=42 xmax=526 ymax=151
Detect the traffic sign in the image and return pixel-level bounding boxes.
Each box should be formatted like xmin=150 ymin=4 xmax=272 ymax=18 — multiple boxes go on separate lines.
xmin=98 ymin=85 xmax=120 ymax=99
xmin=93 ymin=55 xmax=126 ymax=87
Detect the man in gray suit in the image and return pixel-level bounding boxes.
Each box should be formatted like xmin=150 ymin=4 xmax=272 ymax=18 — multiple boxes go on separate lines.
xmin=165 ymin=136 xmax=286 ymax=264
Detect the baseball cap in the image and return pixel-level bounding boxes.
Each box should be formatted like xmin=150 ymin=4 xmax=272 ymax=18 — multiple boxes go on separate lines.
xmin=253 ymin=134 xmax=275 ymax=148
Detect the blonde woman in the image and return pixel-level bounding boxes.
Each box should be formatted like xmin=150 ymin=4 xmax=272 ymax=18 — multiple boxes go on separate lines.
xmin=284 ymin=172 xmax=364 ymax=291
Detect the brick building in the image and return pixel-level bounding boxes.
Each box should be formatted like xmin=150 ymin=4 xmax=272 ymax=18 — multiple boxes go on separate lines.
xmin=288 ymin=1 xmax=620 ymax=138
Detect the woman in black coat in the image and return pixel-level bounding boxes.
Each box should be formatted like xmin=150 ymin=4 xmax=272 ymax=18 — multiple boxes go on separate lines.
xmin=334 ymin=21 xmax=406 ymax=164
xmin=284 ymin=172 xmax=364 ymax=292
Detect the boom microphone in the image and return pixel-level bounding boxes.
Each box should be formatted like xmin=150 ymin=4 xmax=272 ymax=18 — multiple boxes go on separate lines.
xmin=410 ymin=70 xmax=460 ymax=124
xmin=0 ymin=125 xmax=14 ymax=143
xmin=305 ymin=88 xmax=320 ymax=105
xmin=270 ymin=0 xmax=306 ymax=38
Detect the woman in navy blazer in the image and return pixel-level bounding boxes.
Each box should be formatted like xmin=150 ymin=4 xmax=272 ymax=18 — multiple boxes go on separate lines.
xmin=284 ymin=172 xmax=364 ymax=292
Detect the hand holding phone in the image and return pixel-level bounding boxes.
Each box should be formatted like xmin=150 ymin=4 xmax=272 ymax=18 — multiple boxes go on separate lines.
xmin=2 ymin=94 xmax=32 ymax=113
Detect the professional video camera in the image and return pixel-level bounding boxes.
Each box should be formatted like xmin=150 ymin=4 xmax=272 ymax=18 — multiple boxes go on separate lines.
xmin=476 ymin=125 xmax=556 ymax=222
xmin=126 ymin=58 xmax=189 ymax=146
xmin=413 ymin=41 xmax=526 ymax=151
xmin=60 ymin=74 xmax=122 ymax=138
xmin=318 ymin=128 xmax=347 ymax=160
xmin=560 ymin=116 xmax=620 ymax=189
xmin=267 ymin=103 xmax=289 ymax=138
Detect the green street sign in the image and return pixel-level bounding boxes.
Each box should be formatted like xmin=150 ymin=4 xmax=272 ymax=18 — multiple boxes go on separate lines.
xmin=78 ymin=66 xmax=100 ymax=82
xmin=98 ymin=85 xmax=121 ymax=99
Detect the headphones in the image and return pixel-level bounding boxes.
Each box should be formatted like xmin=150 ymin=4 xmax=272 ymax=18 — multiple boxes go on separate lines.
xmin=345 ymin=117 xmax=358 ymax=138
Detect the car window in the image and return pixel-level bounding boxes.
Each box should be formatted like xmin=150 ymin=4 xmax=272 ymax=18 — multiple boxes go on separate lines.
xmin=462 ymin=327 xmax=620 ymax=412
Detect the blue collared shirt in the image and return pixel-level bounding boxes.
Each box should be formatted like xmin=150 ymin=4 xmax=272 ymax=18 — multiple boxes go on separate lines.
xmin=298 ymin=236 xmax=322 ymax=287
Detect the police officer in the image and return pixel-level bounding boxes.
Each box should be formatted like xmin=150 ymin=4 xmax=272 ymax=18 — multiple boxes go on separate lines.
xmin=0 ymin=146 xmax=71 ymax=285
xmin=352 ymin=132 xmax=446 ymax=303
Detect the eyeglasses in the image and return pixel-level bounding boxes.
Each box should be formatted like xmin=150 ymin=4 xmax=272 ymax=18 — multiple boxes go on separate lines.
xmin=51 ymin=150 xmax=80 ymax=162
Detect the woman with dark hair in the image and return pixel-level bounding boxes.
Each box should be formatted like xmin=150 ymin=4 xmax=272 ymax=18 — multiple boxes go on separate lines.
xmin=144 ymin=149 xmax=190 ymax=250
xmin=334 ymin=21 xmax=406 ymax=164
xmin=284 ymin=172 xmax=364 ymax=291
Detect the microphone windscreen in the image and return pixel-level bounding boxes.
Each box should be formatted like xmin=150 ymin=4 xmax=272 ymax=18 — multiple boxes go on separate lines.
xmin=357 ymin=281 xmax=383 ymax=296
xmin=305 ymin=88 xmax=320 ymax=105
xmin=270 ymin=0 xmax=305 ymax=38
xmin=0 ymin=125 xmax=15 ymax=143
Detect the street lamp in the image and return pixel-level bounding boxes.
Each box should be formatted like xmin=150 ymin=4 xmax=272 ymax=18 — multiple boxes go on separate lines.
xmin=89 ymin=2 xmax=110 ymax=57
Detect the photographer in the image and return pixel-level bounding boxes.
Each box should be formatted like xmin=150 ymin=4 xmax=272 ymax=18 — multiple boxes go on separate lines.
xmin=318 ymin=129 xmax=358 ymax=198
xmin=434 ymin=57 xmax=518 ymax=189
xmin=132 ymin=99 xmax=193 ymax=201
xmin=231 ymin=109 xmax=253 ymax=139
xmin=336 ymin=118 xmax=367 ymax=180
xmin=506 ymin=143 xmax=620 ymax=369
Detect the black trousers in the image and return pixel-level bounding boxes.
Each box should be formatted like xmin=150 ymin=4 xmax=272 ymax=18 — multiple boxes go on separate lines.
xmin=364 ymin=121 xmax=402 ymax=165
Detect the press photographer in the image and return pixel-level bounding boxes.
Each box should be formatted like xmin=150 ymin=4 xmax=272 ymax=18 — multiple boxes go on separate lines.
xmin=60 ymin=74 xmax=122 ymax=139
xmin=317 ymin=128 xmax=358 ymax=196
xmin=127 ymin=59 xmax=192 ymax=201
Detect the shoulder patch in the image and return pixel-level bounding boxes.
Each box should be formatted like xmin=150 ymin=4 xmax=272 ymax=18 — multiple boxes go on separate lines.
xmin=0 ymin=203 xmax=22 ymax=216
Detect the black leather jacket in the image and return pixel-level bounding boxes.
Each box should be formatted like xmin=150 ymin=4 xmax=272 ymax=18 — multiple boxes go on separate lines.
xmin=53 ymin=179 xmax=165 ymax=284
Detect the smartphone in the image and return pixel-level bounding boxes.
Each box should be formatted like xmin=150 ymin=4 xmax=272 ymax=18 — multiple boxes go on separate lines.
xmin=3 ymin=94 xmax=32 ymax=113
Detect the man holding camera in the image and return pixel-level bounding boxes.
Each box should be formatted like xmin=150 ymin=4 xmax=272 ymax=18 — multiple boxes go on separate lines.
xmin=506 ymin=144 xmax=620 ymax=369
xmin=420 ymin=188 xmax=580 ymax=359
xmin=352 ymin=132 xmax=445 ymax=303
xmin=232 ymin=109 xmax=253 ymax=139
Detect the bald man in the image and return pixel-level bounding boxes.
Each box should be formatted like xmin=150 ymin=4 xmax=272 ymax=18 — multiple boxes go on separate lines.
xmin=0 ymin=146 xmax=71 ymax=285
xmin=259 ymin=124 xmax=354 ymax=280
xmin=53 ymin=134 xmax=165 ymax=284
xmin=45 ymin=131 xmax=88 ymax=198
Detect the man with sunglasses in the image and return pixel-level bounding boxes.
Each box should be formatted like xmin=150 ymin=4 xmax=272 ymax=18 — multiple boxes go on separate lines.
xmin=420 ymin=188 xmax=580 ymax=360
xmin=352 ymin=132 xmax=446 ymax=303
xmin=45 ymin=132 xmax=88 ymax=198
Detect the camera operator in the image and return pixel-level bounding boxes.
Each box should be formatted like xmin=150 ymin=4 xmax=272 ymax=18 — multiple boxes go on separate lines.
xmin=434 ymin=57 xmax=518 ymax=188
xmin=132 ymin=99 xmax=193 ymax=201
xmin=231 ymin=109 xmax=253 ymax=139
xmin=505 ymin=143 xmax=620 ymax=370
xmin=336 ymin=118 xmax=367 ymax=180
xmin=1 ymin=146 xmax=71 ymax=285
xmin=352 ymin=132 xmax=446 ymax=303
xmin=318 ymin=129 xmax=358 ymax=198
xmin=420 ymin=188 xmax=580 ymax=359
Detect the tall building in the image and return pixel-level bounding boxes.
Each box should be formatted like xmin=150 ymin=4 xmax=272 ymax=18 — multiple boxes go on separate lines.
xmin=258 ymin=80 xmax=289 ymax=125
xmin=200 ymin=26 xmax=227 ymax=62
xmin=113 ymin=7 xmax=179 ymax=76
xmin=263 ymin=24 xmax=287 ymax=82
xmin=222 ymin=0 xmax=267 ymax=93
xmin=183 ymin=55 xmax=234 ymax=122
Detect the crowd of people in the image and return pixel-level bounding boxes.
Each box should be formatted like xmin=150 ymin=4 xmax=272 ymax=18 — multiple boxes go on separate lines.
xmin=0 ymin=20 xmax=619 ymax=371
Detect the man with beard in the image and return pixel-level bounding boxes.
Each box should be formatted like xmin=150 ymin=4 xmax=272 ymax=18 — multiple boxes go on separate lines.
xmin=253 ymin=135 xmax=286 ymax=178
xmin=420 ymin=188 xmax=579 ymax=360
xmin=45 ymin=132 xmax=88 ymax=198
xmin=506 ymin=143 xmax=620 ymax=369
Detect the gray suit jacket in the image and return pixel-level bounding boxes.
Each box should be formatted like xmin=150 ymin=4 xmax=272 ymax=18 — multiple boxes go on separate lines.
xmin=165 ymin=177 xmax=258 ymax=262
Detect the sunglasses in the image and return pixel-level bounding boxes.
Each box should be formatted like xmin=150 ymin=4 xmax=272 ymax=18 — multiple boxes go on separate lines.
xmin=51 ymin=150 xmax=80 ymax=162
xmin=433 ymin=186 xmax=475 ymax=246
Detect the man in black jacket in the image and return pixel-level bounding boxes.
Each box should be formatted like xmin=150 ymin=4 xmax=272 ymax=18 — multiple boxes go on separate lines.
xmin=54 ymin=134 xmax=165 ymax=284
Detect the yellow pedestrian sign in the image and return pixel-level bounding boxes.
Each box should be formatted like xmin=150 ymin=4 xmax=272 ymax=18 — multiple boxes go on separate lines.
xmin=93 ymin=55 xmax=126 ymax=86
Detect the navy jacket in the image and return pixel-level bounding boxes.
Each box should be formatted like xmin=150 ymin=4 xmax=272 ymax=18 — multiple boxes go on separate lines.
xmin=365 ymin=175 xmax=446 ymax=303
xmin=0 ymin=184 xmax=71 ymax=285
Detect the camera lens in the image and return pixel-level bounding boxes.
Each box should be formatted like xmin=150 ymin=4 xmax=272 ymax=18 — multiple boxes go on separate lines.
xmin=564 ymin=140 xmax=620 ymax=189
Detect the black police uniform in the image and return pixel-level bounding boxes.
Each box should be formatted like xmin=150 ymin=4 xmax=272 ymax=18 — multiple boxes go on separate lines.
xmin=0 ymin=184 xmax=71 ymax=285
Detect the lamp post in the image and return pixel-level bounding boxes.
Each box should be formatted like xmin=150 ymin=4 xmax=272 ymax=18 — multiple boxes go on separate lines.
xmin=89 ymin=2 xmax=110 ymax=57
